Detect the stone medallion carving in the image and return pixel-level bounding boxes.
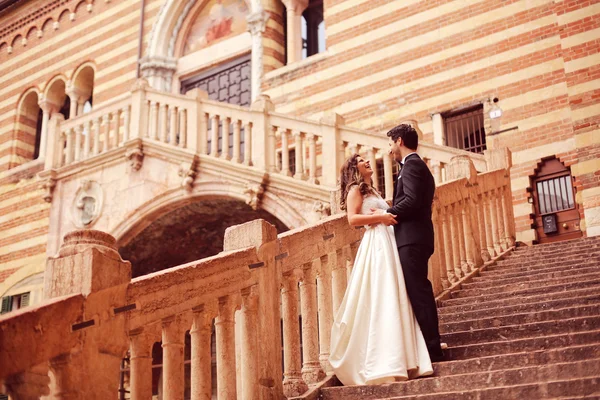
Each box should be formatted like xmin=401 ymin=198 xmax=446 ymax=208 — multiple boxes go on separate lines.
xmin=71 ymin=180 xmax=103 ymax=229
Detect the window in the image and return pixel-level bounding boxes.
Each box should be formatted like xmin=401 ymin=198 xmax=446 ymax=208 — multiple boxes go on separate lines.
xmin=536 ymin=176 xmax=575 ymax=215
xmin=443 ymin=104 xmax=486 ymax=154
xmin=1 ymin=292 xmax=30 ymax=314
xmin=302 ymin=0 xmax=325 ymax=59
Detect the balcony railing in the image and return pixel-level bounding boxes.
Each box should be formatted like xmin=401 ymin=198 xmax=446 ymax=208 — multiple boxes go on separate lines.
xmin=42 ymin=79 xmax=490 ymax=199
xmin=0 ymin=154 xmax=515 ymax=399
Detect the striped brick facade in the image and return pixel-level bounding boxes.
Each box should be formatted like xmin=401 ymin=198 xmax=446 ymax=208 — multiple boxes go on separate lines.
xmin=0 ymin=0 xmax=599 ymax=305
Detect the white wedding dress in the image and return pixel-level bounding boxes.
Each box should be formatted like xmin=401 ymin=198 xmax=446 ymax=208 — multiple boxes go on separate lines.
xmin=329 ymin=194 xmax=433 ymax=386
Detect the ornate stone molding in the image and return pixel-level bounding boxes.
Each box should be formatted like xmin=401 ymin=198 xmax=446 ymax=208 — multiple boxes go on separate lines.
xmin=139 ymin=56 xmax=178 ymax=91
xmin=244 ymin=180 xmax=266 ymax=211
xmin=178 ymin=158 xmax=198 ymax=192
xmin=125 ymin=142 xmax=144 ymax=171
xmin=42 ymin=177 xmax=56 ymax=203
xmin=312 ymin=201 xmax=331 ymax=219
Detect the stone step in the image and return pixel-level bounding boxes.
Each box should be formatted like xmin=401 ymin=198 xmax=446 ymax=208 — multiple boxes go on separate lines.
xmin=445 ymin=330 xmax=600 ymax=361
xmin=439 ymin=286 xmax=600 ymax=314
xmin=438 ymin=294 xmax=600 ymax=322
xmin=477 ymin=261 xmax=600 ymax=281
xmin=466 ymin=265 xmax=600 ymax=290
xmin=500 ymin=243 xmax=600 ymax=258
xmin=441 ymin=277 xmax=600 ymax=307
xmin=485 ymin=252 xmax=600 ymax=273
xmin=384 ymin=377 xmax=600 ymax=399
xmin=442 ymin=315 xmax=600 ymax=347
xmin=453 ymin=272 xmax=600 ymax=299
xmin=512 ymin=237 xmax=600 ymax=253
xmin=440 ymin=304 xmax=600 ymax=334
xmin=434 ymin=343 xmax=600 ymax=377
xmin=321 ymin=359 xmax=600 ymax=400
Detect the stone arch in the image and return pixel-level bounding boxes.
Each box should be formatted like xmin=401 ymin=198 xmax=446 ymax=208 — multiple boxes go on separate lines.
xmin=14 ymin=88 xmax=43 ymax=162
xmin=41 ymin=18 xmax=54 ymax=33
xmin=25 ymin=26 xmax=37 ymax=41
xmin=0 ymin=262 xmax=45 ymax=298
xmin=43 ymin=75 xmax=70 ymax=118
xmin=112 ymin=182 xmax=302 ymax=277
xmin=11 ymin=34 xmax=22 ymax=48
xmin=70 ymin=62 xmax=96 ymax=111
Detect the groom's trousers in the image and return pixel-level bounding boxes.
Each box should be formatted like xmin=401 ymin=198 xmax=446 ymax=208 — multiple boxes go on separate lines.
xmin=398 ymin=244 xmax=443 ymax=359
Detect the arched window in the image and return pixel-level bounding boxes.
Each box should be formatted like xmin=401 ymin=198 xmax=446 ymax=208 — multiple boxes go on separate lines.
xmin=15 ymin=91 xmax=42 ymax=164
xmin=301 ymin=0 xmax=324 ymax=59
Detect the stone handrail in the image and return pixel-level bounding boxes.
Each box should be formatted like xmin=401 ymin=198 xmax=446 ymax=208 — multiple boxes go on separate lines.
xmin=0 ymin=155 xmax=514 ymax=399
xmin=43 ymin=80 xmax=492 ymax=196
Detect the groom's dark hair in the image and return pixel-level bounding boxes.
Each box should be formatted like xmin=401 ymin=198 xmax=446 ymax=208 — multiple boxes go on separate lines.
xmin=386 ymin=124 xmax=418 ymax=150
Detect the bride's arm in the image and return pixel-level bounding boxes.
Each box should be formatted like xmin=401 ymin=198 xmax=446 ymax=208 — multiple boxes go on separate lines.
xmin=346 ymin=187 xmax=397 ymax=226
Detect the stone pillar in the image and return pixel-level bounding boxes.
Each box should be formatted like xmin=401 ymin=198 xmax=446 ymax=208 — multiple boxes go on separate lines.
xmin=461 ymin=201 xmax=476 ymax=272
xmin=476 ymin=195 xmax=491 ymax=262
xmin=67 ymin=93 xmax=79 ymax=118
xmin=130 ymin=79 xmax=150 ymax=140
xmin=190 ymin=305 xmax=213 ymax=400
xmin=449 ymin=204 xmax=462 ymax=280
xmin=44 ymin=113 xmax=65 ymax=170
xmin=482 ymin=192 xmax=496 ymax=258
xmin=306 ymin=133 xmax=318 ymax=184
xmin=3 ymin=364 xmax=50 ymax=400
xmin=279 ymin=127 xmax=291 ymax=175
xmin=129 ymin=329 xmax=153 ymax=400
xmin=431 ymin=207 xmax=449 ymax=291
xmin=281 ymin=270 xmax=307 ymax=397
xmin=456 ymin=201 xmax=469 ymax=275
xmin=441 ymin=206 xmax=457 ymax=284
xmin=215 ymin=295 xmax=237 ymax=400
xmin=293 ymin=130 xmax=306 ymax=180
xmin=431 ymin=113 xmax=445 ymax=146
xmin=496 ymin=186 xmax=508 ymax=251
xmin=282 ymin=0 xmax=309 ymax=63
xmin=489 ymin=190 xmax=502 ymax=256
xmin=162 ymin=317 xmax=185 ymax=400
xmin=501 ymin=185 xmax=516 ymax=247
xmin=240 ymin=286 xmax=259 ymax=400
xmin=247 ymin=10 xmax=270 ymax=102
xmin=38 ymin=99 xmax=59 ymax=161
xmin=319 ymin=113 xmax=345 ymax=187
xmin=383 ymin=152 xmax=394 ymax=200
xmin=250 ymin=95 xmax=275 ymax=171
xmin=317 ymin=255 xmax=333 ymax=373
xmin=299 ymin=263 xmax=325 ymax=384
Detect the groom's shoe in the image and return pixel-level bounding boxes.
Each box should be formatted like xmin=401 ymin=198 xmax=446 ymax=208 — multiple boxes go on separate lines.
xmin=430 ymin=351 xmax=447 ymax=363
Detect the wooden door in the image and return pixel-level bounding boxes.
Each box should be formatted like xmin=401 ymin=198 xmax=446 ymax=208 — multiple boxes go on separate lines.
xmin=531 ymin=157 xmax=582 ymax=243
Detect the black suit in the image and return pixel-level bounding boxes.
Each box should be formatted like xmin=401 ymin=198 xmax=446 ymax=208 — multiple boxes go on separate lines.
xmin=386 ymin=153 xmax=443 ymax=360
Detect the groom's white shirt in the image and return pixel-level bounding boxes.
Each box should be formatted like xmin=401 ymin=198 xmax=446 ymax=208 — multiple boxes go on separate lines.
xmin=401 ymin=152 xmax=418 ymax=165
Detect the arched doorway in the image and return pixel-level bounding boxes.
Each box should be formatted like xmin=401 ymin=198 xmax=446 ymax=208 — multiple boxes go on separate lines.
xmin=119 ymin=197 xmax=288 ymax=278
xmin=530 ymin=157 xmax=582 ymax=244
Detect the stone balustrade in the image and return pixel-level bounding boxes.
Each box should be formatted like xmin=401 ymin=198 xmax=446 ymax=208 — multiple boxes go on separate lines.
xmin=43 ymin=79 xmax=490 ymax=198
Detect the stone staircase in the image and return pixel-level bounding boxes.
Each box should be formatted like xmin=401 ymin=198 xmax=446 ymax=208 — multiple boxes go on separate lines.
xmin=321 ymin=236 xmax=600 ymax=399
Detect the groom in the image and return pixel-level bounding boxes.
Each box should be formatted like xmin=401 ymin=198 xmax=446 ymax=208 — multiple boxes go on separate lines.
xmin=385 ymin=124 xmax=445 ymax=362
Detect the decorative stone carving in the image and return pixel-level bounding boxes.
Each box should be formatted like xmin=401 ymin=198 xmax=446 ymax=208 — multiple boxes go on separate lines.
xmin=312 ymin=201 xmax=331 ymax=219
xmin=178 ymin=159 xmax=198 ymax=192
xmin=244 ymin=181 xmax=265 ymax=211
xmin=139 ymin=56 xmax=178 ymax=91
xmin=126 ymin=143 xmax=144 ymax=171
xmin=71 ymin=180 xmax=103 ymax=229
xmin=42 ymin=178 xmax=56 ymax=203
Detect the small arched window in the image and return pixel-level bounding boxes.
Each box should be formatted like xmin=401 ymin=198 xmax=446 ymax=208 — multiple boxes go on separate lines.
xmin=302 ymin=0 xmax=325 ymax=59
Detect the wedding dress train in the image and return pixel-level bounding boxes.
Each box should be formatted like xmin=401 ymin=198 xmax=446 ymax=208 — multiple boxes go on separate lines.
xmin=329 ymin=194 xmax=433 ymax=386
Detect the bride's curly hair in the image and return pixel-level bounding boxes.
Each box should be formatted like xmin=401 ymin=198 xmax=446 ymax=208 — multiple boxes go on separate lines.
xmin=339 ymin=154 xmax=377 ymax=211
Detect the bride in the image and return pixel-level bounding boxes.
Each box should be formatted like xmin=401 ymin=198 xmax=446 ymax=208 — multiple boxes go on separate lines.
xmin=329 ymin=154 xmax=433 ymax=386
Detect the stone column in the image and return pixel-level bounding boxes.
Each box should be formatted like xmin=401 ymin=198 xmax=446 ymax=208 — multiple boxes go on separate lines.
xmin=282 ymin=0 xmax=309 ymax=63
xmin=299 ymin=262 xmax=325 ymax=384
xmin=38 ymin=99 xmax=59 ymax=161
xmin=441 ymin=206 xmax=457 ymax=284
xmin=279 ymin=127 xmax=291 ymax=176
xmin=432 ymin=207 xmax=449 ymax=290
xmin=293 ymin=131 xmax=306 ymax=180
xmin=249 ymin=95 xmax=275 ymax=171
xmin=190 ymin=305 xmax=214 ymax=400
xmin=281 ymin=270 xmax=307 ymax=397
xmin=162 ymin=317 xmax=185 ymax=400
xmin=476 ymin=195 xmax=491 ymax=262
xmin=482 ymin=192 xmax=496 ymax=258
xmin=319 ymin=113 xmax=345 ymax=187
xmin=215 ymin=295 xmax=237 ymax=400
xmin=489 ymin=190 xmax=502 ymax=256
xmin=240 ymin=286 xmax=259 ymax=400
xmin=496 ymin=186 xmax=508 ymax=251
xmin=461 ymin=200 xmax=476 ymax=272
xmin=449 ymin=204 xmax=462 ymax=280
xmin=317 ymin=255 xmax=333 ymax=373
xmin=306 ymin=133 xmax=318 ymax=184
xmin=247 ymin=10 xmax=270 ymax=102
xmin=456 ymin=201 xmax=469 ymax=275
xmin=501 ymin=185 xmax=516 ymax=247
xmin=431 ymin=113 xmax=445 ymax=146
xmin=129 ymin=329 xmax=153 ymax=400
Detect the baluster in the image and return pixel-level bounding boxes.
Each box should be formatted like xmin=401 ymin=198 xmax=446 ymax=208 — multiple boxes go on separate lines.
xmin=496 ymin=186 xmax=508 ymax=251
xmin=456 ymin=201 xmax=468 ymax=275
xmin=232 ymin=120 xmax=241 ymax=163
xmin=501 ymin=186 xmax=515 ymax=247
xmin=162 ymin=317 xmax=185 ymax=400
xmin=169 ymin=106 xmax=178 ymax=145
xmin=268 ymin=126 xmax=277 ymax=172
xmin=300 ymin=262 xmax=325 ymax=384
xmin=280 ymin=127 xmax=291 ymax=176
xmin=240 ymin=287 xmax=259 ymax=400
xmin=113 ymin=109 xmax=121 ymax=148
xmin=83 ymin=120 xmax=92 ymax=160
xmin=129 ymin=329 xmax=153 ymax=400
xmin=74 ymin=125 xmax=82 ymax=162
xmin=159 ymin=104 xmax=168 ymax=143
xmin=179 ymin=109 xmax=187 ymax=148
xmin=282 ymin=270 xmax=308 ymax=397
xmin=221 ymin=117 xmax=231 ymax=160
xmin=441 ymin=207 xmax=457 ymax=284
xmin=101 ymin=114 xmax=110 ymax=152
xmin=149 ymin=101 xmax=159 ymax=140
xmin=482 ymin=192 xmax=496 ymax=258
xmin=92 ymin=117 xmax=101 ymax=156
xmin=449 ymin=204 xmax=462 ymax=279
xmin=65 ymin=128 xmax=75 ymax=164
xmin=331 ymin=248 xmax=347 ymax=316
xmin=365 ymin=147 xmax=378 ymax=190
xmin=462 ymin=201 xmax=476 ymax=271
xmin=383 ymin=153 xmax=394 ymax=201
xmin=476 ymin=195 xmax=491 ymax=262
xmin=210 ymin=115 xmax=219 ymax=157
xmin=307 ymin=133 xmax=318 ymax=184
xmin=216 ymin=295 xmax=237 ymax=400
xmin=190 ymin=305 xmax=213 ymax=400
xmin=293 ymin=131 xmax=305 ymax=180
xmin=489 ymin=190 xmax=501 ymax=256
xmin=122 ymin=105 xmax=131 ymax=143
xmin=243 ymin=122 xmax=252 ymax=166
xmin=317 ymin=255 xmax=333 ymax=373
xmin=430 ymin=160 xmax=442 ymax=185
